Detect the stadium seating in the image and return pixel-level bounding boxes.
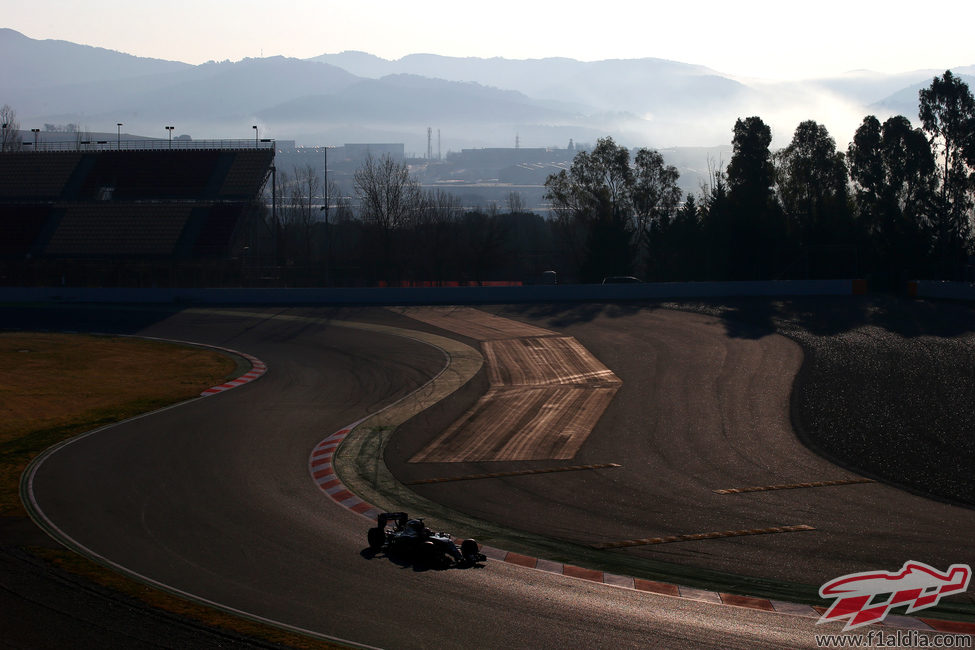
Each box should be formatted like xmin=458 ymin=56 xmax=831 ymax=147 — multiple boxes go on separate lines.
xmin=0 ymin=147 xmax=273 ymax=284
xmin=0 ymin=204 xmax=54 ymax=257
xmin=191 ymin=203 xmax=253 ymax=257
xmin=0 ymin=153 xmax=82 ymax=199
xmin=44 ymin=204 xmax=193 ymax=257
xmin=74 ymin=151 xmax=221 ymax=201
xmin=218 ymin=150 xmax=275 ymax=199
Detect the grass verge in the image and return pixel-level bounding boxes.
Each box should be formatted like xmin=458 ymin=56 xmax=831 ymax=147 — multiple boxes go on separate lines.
xmin=0 ymin=332 xmax=235 ymax=516
xmin=2 ymin=332 xmax=343 ymax=649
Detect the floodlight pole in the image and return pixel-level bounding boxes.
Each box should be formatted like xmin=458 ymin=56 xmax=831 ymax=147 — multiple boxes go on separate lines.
xmin=165 ymin=125 xmax=174 ymax=148
xmin=324 ymin=146 xmax=330 ymax=286
xmin=117 ymin=123 xmax=123 ymax=150
xmin=253 ymin=125 xmax=258 ymax=148
xmin=31 ymin=128 xmax=40 ymax=150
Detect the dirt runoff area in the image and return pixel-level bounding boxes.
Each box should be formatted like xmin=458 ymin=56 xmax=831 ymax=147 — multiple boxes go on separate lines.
xmin=396 ymin=307 xmax=622 ymax=462
xmin=662 ymin=295 xmax=975 ymax=509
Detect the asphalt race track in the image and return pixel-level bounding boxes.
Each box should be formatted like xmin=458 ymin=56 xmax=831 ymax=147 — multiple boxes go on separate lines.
xmin=9 ymin=302 xmax=975 ymax=648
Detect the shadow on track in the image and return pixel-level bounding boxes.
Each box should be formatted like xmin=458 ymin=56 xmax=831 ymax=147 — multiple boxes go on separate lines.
xmin=359 ymin=548 xmax=485 ymax=572
xmin=500 ymin=294 xmax=975 ymax=341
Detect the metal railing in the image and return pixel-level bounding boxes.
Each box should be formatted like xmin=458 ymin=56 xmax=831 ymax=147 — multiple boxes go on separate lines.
xmin=16 ymin=139 xmax=276 ymax=152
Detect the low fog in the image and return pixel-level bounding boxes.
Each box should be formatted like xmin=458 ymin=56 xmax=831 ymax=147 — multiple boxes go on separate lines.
xmin=3 ymin=28 xmax=972 ymax=178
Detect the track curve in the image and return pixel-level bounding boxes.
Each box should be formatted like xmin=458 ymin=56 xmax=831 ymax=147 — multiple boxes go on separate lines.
xmin=18 ymin=305 xmax=973 ymax=647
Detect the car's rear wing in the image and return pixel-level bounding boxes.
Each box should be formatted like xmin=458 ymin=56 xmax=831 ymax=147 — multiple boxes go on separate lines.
xmin=377 ymin=512 xmax=408 ymax=529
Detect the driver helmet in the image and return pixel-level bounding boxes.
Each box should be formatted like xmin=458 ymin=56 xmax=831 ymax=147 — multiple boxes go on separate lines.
xmin=407 ymin=519 xmax=425 ymax=533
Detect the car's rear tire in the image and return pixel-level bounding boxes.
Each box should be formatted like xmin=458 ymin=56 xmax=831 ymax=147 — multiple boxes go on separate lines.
xmin=367 ymin=527 xmax=385 ymax=550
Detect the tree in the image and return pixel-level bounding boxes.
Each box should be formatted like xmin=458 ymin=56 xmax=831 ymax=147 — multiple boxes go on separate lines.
xmin=646 ymin=194 xmax=703 ymax=281
xmin=353 ymin=153 xmax=421 ymax=281
xmin=544 ymin=137 xmax=633 ymax=223
xmin=282 ymin=164 xmax=322 ymax=264
xmin=879 ymin=116 xmax=938 ymax=277
xmin=878 ymin=116 xmax=936 ymax=219
xmin=920 ymin=71 xmax=975 ymax=201
xmin=964 ymin=114 xmax=975 ymax=170
xmin=727 ymin=116 xmax=776 ymax=204
xmin=632 ymin=148 xmax=683 ymax=233
xmin=506 ymin=191 xmax=525 ymax=214
xmin=698 ymin=156 xmax=732 ymax=279
xmin=632 ymin=148 xmax=683 ymax=279
xmin=848 ymin=115 xmax=885 ymax=218
xmin=544 ymin=137 xmax=637 ymax=281
xmin=849 ymin=115 xmax=936 ymax=227
xmin=919 ymin=70 xmax=975 ymax=271
xmin=777 ymin=121 xmax=850 ymax=228
xmin=723 ymin=116 xmax=785 ymax=279
xmin=409 ymin=188 xmax=463 ymax=283
xmin=849 ymin=115 xmax=937 ymax=282
xmin=459 ymin=210 xmax=508 ymax=284
xmin=775 ymin=121 xmax=855 ymax=278
xmin=1 ymin=104 xmax=21 ymax=152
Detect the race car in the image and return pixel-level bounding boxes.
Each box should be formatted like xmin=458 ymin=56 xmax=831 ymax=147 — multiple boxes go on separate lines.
xmin=367 ymin=512 xmax=486 ymax=567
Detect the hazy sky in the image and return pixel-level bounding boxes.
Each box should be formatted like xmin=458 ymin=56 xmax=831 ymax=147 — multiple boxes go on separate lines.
xmin=7 ymin=0 xmax=974 ymax=79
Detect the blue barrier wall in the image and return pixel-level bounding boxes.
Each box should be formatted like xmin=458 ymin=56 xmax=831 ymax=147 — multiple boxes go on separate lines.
xmin=0 ymin=280 xmax=857 ymax=305
xmin=912 ymin=281 xmax=975 ymax=301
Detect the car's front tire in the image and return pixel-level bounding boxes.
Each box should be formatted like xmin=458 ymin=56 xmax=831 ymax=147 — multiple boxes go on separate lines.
xmin=460 ymin=539 xmax=479 ymax=558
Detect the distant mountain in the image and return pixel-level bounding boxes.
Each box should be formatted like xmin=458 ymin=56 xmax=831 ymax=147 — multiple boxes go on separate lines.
xmin=313 ymin=51 xmax=395 ymax=79
xmin=0 ymin=27 xmax=188 ymax=89
xmin=310 ymin=52 xmax=749 ymax=115
xmin=4 ymin=28 xmax=975 ymax=154
xmin=303 ymin=51 xmax=775 ymax=147
xmin=805 ymin=69 xmax=947 ymax=105
xmin=260 ymin=74 xmax=581 ymax=124
xmin=257 ymin=73 xmax=621 ymax=152
xmin=104 ymin=57 xmax=361 ymax=119
xmin=1 ymin=29 xmax=363 ymax=138
xmin=1 ymin=30 xmax=698 ymax=148
xmin=870 ymin=72 xmax=975 ymax=117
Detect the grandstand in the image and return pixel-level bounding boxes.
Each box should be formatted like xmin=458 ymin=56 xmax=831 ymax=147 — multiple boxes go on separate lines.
xmin=0 ymin=144 xmax=273 ymax=286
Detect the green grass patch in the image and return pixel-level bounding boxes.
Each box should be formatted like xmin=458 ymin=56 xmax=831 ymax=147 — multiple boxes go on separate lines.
xmin=2 ymin=332 xmax=345 ymax=647
xmin=0 ymin=332 xmax=236 ymax=516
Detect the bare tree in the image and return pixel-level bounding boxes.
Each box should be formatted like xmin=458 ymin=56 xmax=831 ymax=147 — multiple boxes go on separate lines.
xmin=287 ymin=164 xmax=322 ymax=262
xmin=1 ymin=104 xmax=22 ymax=152
xmin=413 ymin=188 xmax=463 ymax=283
xmin=332 ymin=194 xmax=355 ymax=223
xmin=506 ymin=191 xmax=525 ymax=214
xmin=461 ymin=211 xmax=508 ymax=284
xmin=353 ymin=153 xmax=420 ymax=281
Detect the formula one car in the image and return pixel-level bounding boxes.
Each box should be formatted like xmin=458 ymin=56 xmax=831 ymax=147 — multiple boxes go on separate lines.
xmin=367 ymin=512 xmax=486 ymax=567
